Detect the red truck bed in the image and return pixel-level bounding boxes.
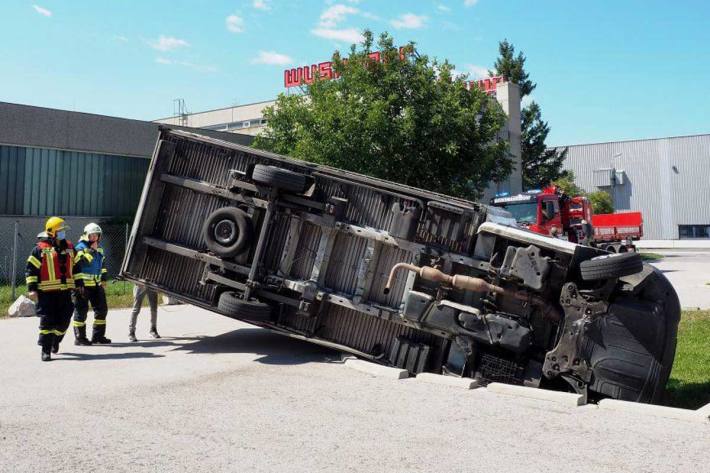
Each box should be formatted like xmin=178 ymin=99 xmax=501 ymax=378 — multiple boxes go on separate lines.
xmin=592 ymin=211 xmax=643 ymax=241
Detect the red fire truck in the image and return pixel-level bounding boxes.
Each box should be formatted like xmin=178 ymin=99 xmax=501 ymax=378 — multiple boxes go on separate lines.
xmin=491 ymin=186 xmax=643 ymax=252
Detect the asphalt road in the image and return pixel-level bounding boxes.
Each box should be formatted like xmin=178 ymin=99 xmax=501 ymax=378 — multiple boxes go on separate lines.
xmin=649 ymin=251 xmax=710 ymax=309
xmin=1 ymin=306 xmax=708 ymax=473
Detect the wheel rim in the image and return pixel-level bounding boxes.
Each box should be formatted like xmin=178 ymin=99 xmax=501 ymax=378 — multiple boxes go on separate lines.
xmin=214 ymin=219 xmax=237 ymax=245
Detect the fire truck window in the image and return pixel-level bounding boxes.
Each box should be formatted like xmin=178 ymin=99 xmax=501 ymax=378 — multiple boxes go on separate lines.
xmin=542 ymin=201 xmax=556 ymax=221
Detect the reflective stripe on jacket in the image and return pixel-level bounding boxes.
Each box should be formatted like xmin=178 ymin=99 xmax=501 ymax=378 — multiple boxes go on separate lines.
xmin=25 ymin=239 xmax=76 ymax=291
xmin=74 ymin=237 xmax=107 ymax=287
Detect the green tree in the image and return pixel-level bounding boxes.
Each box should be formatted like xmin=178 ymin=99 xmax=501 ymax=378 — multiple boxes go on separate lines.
xmin=493 ymin=40 xmax=567 ymax=190
xmin=254 ymin=31 xmax=511 ymax=200
xmin=552 ymin=171 xmax=585 ymax=196
xmin=588 ymin=190 xmax=614 ymax=214
xmin=491 ymin=39 xmax=536 ymax=98
xmin=521 ymin=102 xmax=569 ymax=189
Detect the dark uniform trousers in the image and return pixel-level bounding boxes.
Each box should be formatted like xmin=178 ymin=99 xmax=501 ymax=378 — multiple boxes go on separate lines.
xmin=73 ymin=285 xmax=109 ymax=340
xmin=37 ymin=290 xmax=74 ymax=349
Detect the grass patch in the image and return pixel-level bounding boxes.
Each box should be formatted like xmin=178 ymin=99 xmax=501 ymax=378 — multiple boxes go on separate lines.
xmin=1 ymin=281 xmax=139 ymax=317
xmin=639 ymin=252 xmax=664 ymax=261
xmin=664 ymin=310 xmax=710 ymax=409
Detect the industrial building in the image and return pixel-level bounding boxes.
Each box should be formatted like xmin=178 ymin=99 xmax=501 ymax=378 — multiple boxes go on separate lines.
xmin=0 ymin=101 xmax=252 ymax=282
xmin=560 ymin=133 xmax=710 ymax=242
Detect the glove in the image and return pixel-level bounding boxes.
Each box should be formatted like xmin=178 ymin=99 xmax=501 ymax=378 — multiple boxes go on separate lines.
xmin=75 ymin=286 xmax=86 ymax=297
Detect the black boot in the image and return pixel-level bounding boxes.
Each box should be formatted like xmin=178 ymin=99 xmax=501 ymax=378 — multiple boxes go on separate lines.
xmin=52 ymin=338 xmax=60 ymax=354
xmin=74 ymin=326 xmax=93 ymax=346
xmin=149 ymin=326 xmax=161 ymax=339
xmin=128 ymin=330 xmax=137 ymax=342
xmin=41 ymin=337 xmax=52 ymax=361
xmin=91 ymin=324 xmax=111 ymax=344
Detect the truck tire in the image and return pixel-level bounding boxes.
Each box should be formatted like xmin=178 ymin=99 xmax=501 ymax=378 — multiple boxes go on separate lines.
xmin=218 ymin=291 xmax=272 ymax=320
xmin=252 ymin=164 xmax=308 ymax=193
xmin=203 ymin=207 xmax=252 ymax=258
xmin=580 ymin=252 xmax=643 ymax=281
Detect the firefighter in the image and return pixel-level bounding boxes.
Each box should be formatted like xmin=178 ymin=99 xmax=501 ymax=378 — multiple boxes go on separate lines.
xmin=26 ymin=217 xmax=77 ymax=361
xmin=72 ymin=223 xmax=111 ymax=345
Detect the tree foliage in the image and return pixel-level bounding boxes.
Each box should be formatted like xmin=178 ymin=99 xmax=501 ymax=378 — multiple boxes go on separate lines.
xmin=493 ymin=40 xmax=567 ymax=190
xmin=552 ymin=172 xmax=585 ymax=197
xmin=491 ymin=39 xmax=536 ymax=98
xmin=588 ymin=190 xmax=615 ymax=214
xmin=253 ymin=31 xmax=511 ymax=200
xmin=521 ymin=101 xmax=569 ymax=189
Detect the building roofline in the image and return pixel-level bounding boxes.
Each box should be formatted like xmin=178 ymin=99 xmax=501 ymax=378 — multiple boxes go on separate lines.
xmin=153 ymin=98 xmax=277 ymax=122
xmin=554 ymin=132 xmax=710 ymax=149
xmin=0 ymin=100 xmax=150 ymax=125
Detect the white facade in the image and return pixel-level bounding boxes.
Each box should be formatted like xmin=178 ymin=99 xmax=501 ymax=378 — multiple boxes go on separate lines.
xmin=155 ymin=100 xmax=275 ymax=136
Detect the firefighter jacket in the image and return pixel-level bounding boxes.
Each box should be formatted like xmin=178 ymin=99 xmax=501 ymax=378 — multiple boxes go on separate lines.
xmin=25 ymin=238 xmax=78 ymax=292
xmin=73 ymin=236 xmax=107 ymax=287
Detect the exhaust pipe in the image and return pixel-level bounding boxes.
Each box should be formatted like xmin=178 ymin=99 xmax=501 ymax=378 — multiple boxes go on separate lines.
xmin=384 ymin=263 xmax=505 ymax=295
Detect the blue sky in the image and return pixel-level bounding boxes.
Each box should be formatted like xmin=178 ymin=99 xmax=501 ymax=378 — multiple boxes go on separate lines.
xmin=1 ymin=0 xmax=708 ymax=145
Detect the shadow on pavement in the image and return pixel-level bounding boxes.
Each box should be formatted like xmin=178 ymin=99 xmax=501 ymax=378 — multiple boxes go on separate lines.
xmin=109 ymin=337 xmax=204 ymax=349
xmin=174 ymin=327 xmax=342 ymax=365
xmin=57 ymin=351 xmax=165 ymax=361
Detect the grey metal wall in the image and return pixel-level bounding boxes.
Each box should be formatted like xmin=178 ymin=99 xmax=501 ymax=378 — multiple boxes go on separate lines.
xmin=560 ymin=134 xmax=710 ymax=239
xmin=0 ymin=144 xmax=148 ymax=217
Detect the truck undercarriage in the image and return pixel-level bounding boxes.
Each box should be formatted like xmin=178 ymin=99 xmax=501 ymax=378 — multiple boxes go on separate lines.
xmin=121 ymin=129 xmax=680 ymax=403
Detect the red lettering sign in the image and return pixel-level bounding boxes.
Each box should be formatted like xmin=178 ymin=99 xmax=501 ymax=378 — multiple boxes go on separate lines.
xmin=467 ymin=76 xmax=505 ymax=95
xmin=283 ymin=49 xmax=504 ymax=93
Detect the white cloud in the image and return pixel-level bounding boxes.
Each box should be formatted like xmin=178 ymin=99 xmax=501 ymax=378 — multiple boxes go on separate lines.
xmin=390 ymin=13 xmax=427 ymax=29
xmin=114 ymin=35 xmax=129 ymax=43
xmin=149 ymin=35 xmax=190 ymax=51
xmin=465 ymin=64 xmax=490 ymax=79
xmin=464 ymin=0 xmax=479 ymax=7
xmin=32 ymin=5 xmax=52 ymax=17
xmin=226 ymin=14 xmax=244 ymax=33
xmin=437 ymin=4 xmax=451 ymax=13
xmin=311 ymin=27 xmax=364 ymax=43
xmin=361 ymin=11 xmax=381 ymax=21
xmin=155 ymin=57 xmax=217 ymax=73
xmin=253 ymin=0 xmax=271 ymax=11
xmin=319 ymin=4 xmax=358 ymax=28
xmin=251 ymin=50 xmax=293 ymax=65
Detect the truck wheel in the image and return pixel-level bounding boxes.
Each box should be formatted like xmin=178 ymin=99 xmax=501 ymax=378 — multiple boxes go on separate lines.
xmin=203 ymin=207 xmax=252 ymax=258
xmin=580 ymin=252 xmax=643 ymax=281
xmin=252 ymin=164 xmax=308 ymax=193
xmin=218 ymin=291 xmax=272 ymax=320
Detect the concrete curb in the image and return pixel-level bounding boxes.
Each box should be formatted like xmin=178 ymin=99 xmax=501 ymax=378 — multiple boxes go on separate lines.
xmin=486 ymin=383 xmax=585 ymax=407
xmin=344 ymin=358 xmax=409 ymax=380
xmin=414 ymin=373 xmax=479 ymax=389
xmin=598 ymin=399 xmax=708 ymax=423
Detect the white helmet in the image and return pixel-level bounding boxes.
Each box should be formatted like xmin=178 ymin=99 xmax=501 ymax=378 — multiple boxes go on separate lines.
xmin=84 ymin=223 xmax=103 ymax=235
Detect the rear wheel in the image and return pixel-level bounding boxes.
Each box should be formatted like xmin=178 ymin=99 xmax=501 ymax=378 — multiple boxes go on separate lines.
xmin=252 ymin=165 xmax=308 ymax=193
xmin=218 ymin=291 xmax=272 ymax=321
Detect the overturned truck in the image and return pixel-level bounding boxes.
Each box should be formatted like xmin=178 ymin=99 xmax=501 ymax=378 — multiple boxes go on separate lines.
xmin=121 ymin=129 xmax=680 ymax=404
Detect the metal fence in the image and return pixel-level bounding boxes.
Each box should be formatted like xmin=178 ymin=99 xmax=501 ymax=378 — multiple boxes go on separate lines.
xmin=0 ymin=216 xmax=133 ymax=304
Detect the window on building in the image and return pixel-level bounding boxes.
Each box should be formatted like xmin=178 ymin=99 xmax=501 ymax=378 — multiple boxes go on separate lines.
xmin=678 ymin=225 xmax=710 ymax=239
xmin=260 ymin=118 xmax=267 ymax=125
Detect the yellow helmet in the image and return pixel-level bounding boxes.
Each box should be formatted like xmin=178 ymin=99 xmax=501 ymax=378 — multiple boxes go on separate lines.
xmin=45 ymin=216 xmax=68 ymax=237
